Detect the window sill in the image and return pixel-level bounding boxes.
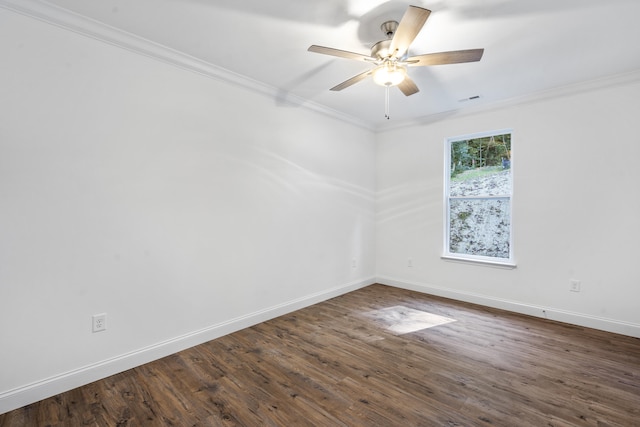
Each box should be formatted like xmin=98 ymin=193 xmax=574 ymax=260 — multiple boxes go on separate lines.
xmin=441 ymin=255 xmax=517 ymax=269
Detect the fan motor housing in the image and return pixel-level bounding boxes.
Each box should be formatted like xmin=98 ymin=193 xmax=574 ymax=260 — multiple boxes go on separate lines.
xmin=371 ymin=39 xmax=393 ymax=59
xmin=372 ymin=20 xmax=399 ymax=59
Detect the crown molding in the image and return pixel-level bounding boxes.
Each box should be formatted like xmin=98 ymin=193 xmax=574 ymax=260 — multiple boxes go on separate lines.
xmin=377 ymin=68 xmax=640 ymax=132
xmin=0 ymin=0 xmax=374 ymax=131
xmin=8 ymin=0 xmax=638 ymax=134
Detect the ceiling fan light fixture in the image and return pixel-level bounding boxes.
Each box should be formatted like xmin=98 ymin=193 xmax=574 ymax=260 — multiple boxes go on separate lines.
xmin=373 ymin=63 xmax=407 ymax=87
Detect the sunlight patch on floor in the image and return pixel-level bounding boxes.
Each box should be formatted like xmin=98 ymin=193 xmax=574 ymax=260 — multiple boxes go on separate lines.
xmin=364 ymin=305 xmax=457 ymax=334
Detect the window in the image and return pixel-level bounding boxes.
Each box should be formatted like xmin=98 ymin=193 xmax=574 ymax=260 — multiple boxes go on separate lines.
xmin=444 ymin=130 xmax=513 ymax=265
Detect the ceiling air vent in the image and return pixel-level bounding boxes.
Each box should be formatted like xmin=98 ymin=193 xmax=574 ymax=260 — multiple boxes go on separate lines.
xmin=459 ymin=95 xmax=481 ymax=102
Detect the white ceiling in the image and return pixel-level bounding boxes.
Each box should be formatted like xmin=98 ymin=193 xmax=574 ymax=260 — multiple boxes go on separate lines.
xmin=11 ymin=0 xmax=640 ymax=129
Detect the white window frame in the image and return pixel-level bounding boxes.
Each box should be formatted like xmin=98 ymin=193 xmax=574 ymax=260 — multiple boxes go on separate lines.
xmin=443 ymin=129 xmax=515 ymax=267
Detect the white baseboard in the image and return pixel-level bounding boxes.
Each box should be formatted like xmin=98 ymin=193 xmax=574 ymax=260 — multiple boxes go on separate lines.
xmin=0 ymin=277 xmax=375 ymax=415
xmin=378 ymin=276 xmax=640 ymax=339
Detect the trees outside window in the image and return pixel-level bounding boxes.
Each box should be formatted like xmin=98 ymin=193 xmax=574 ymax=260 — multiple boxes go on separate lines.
xmin=445 ymin=130 xmax=513 ymax=264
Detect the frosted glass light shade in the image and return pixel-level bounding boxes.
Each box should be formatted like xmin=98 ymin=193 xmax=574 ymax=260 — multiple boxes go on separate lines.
xmin=373 ymin=64 xmax=407 ymax=87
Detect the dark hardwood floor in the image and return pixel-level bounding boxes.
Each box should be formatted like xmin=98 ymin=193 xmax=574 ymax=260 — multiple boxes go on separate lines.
xmin=2 ymin=284 xmax=639 ymax=426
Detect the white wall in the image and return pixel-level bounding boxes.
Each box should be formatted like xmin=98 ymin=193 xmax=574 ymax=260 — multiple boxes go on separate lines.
xmin=0 ymin=9 xmax=376 ymax=412
xmin=3 ymin=2 xmax=640 ymax=416
xmin=376 ymin=77 xmax=640 ymax=338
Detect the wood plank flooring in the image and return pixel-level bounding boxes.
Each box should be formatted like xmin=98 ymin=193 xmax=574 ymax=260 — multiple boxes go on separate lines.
xmin=1 ymin=284 xmax=639 ymax=426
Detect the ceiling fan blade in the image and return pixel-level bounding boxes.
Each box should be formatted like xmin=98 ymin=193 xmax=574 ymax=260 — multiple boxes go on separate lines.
xmin=398 ymin=76 xmax=419 ymax=96
xmin=308 ymin=45 xmax=374 ymax=62
xmin=330 ymin=70 xmax=373 ymax=91
xmin=406 ymin=49 xmax=484 ymax=66
xmin=389 ymin=6 xmax=431 ymax=58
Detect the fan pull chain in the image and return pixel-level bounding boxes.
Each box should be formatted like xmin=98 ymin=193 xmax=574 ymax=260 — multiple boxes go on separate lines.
xmin=384 ymin=85 xmax=391 ymax=119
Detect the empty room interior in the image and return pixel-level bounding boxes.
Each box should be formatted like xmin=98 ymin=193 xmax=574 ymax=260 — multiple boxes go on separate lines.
xmin=1 ymin=0 xmax=639 ymax=425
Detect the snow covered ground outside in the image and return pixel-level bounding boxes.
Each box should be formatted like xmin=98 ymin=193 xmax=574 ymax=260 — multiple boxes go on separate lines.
xmin=449 ymin=169 xmax=511 ymax=258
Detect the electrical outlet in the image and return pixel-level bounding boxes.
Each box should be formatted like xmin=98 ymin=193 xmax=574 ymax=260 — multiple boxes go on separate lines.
xmin=408 ymin=258 xmax=413 ymax=267
xmin=570 ymin=280 xmax=581 ymax=292
xmin=92 ymin=313 xmax=107 ymax=333
xmin=351 ymin=258 xmax=357 ymax=268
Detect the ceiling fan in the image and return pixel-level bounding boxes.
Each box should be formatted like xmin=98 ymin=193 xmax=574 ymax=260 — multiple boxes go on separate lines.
xmin=308 ymin=5 xmax=484 ymax=118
